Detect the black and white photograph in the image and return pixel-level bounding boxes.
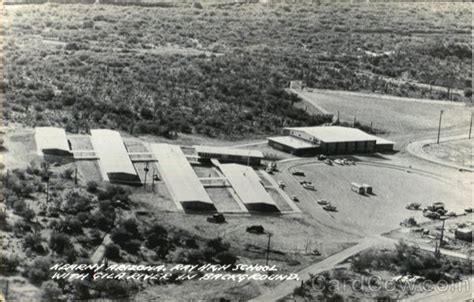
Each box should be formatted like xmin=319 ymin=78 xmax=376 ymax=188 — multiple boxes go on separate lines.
xmin=0 ymin=0 xmax=472 ymax=301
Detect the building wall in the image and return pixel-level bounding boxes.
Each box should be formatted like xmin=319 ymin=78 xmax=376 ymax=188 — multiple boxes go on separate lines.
xmin=268 ymin=140 xmax=318 ymax=156
xmin=283 ymin=129 xmax=317 ymax=143
xmin=198 ymin=153 xmax=261 ymax=165
xmin=375 ymin=144 xmax=394 ymax=153
xmin=321 ymin=140 xmax=376 ymax=154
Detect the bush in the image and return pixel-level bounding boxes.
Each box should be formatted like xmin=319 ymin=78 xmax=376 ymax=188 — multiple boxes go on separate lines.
xmin=27 ymin=257 xmax=53 ymax=285
xmin=0 ymin=254 xmax=20 ymax=274
xmin=49 ymin=232 xmax=73 ymax=254
xmin=61 ymin=168 xmax=74 ymax=180
xmin=60 ymin=218 xmax=83 ymax=235
xmin=105 ymin=243 xmax=121 ymax=260
xmin=40 ymin=281 xmax=63 ymax=302
xmin=24 ymin=233 xmax=47 ymax=255
xmin=86 ymin=181 xmax=98 ymax=193
xmin=215 ymin=251 xmax=237 ymax=266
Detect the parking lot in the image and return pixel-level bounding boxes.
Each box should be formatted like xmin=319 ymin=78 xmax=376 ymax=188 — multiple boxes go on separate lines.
xmin=271 ymin=157 xmax=471 ymax=236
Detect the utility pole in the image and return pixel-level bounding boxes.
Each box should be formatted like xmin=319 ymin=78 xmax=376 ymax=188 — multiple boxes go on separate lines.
xmin=353 ymin=115 xmax=357 ymax=127
xmin=337 ymin=110 xmax=340 ymax=123
xmin=143 ymin=162 xmax=149 ymax=191
xmin=45 ymin=173 xmax=50 ymax=204
xmin=437 ymin=110 xmax=444 ymax=144
xmin=439 ymin=218 xmax=446 ymax=247
xmin=74 ymin=166 xmax=78 ymax=186
xmin=151 ymin=167 xmax=156 ymax=193
xmin=265 ymin=233 xmax=272 ymax=266
xmin=469 ymin=113 xmax=473 ymax=139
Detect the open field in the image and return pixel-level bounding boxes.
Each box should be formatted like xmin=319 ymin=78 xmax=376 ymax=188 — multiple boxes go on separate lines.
xmin=270 ymin=158 xmax=471 ymax=236
xmin=295 ymin=89 xmax=474 ymax=147
xmin=423 ymin=139 xmax=473 ymax=169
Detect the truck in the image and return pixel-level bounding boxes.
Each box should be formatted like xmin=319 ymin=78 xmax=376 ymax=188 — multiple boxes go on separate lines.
xmin=362 ymin=184 xmax=373 ymax=194
xmin=351 ymin=183 xmax=365 ymax=194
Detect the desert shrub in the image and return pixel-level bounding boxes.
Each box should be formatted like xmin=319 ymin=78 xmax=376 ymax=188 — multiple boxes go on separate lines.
xmin=215 ymin=251 xmax=237 ymax=266
xmin=24 ymin=233 xmax=47 ymax=255
xmin=61 ymin=168 xmax=74 ymax=180
xmin=13 ymin=220 xmax=32 ymax=235
xmin=111 ymin=218 xmax=143 ymax=254
xmin=27 ymin=257 xmax=53 ymax=285
xmin=40 ymin=281 xmax=63 ymax=302
xmin=49 ymin=232 xmax=73 ymax=254
xmin=59 ymin=217 xmax=83 ymax=235
xmin=86 ymin=180 xmax=98 ymax=193
xmin=63 ymin=190 xmax=92 ymax=215
xmin=0 ymin=254 xmax=20 ymax=274
xmin=104 ymin=243 xmax=121 ymax=260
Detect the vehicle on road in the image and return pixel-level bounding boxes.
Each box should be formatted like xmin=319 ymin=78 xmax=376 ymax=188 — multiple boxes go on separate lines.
xmin=323 ymin=204 xmax=337 ymax=212
xmin=292 ymin=170 xmax=305 ymax=176
xmin=278 ymin=180 xmax=286 ymax=189
xmin=291 ymin=195 xmax=299 ymax=202
xmin=302 ymin=183 xmax=315 ymax=190
xmin=317 ymin=199 xmax=329 ymax=205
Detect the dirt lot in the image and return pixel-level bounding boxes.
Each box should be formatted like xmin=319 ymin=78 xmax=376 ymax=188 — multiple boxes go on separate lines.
xmin=423 ymin=139 xmax=473 ymax=169
xmin=271 ymin=159 xmax=470 ymax=237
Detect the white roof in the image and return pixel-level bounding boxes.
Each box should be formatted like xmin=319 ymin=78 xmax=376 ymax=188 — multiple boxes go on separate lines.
xmin=219 ymin=164 xmax=278 ymax=209
xmin=285 ymin=126 xmax=394 ymax=145
xmin=267 ymin=136 xmax=316 ymax=149
xmin=150 ymin=143 xmax=214 ymax=206
xmin=90 ymin=129 xmax=137 ymax=178
xmin=194 ymin=145 xmax=264 ymax=159
xmin=35 ymin=127 xmax=71 ymax=155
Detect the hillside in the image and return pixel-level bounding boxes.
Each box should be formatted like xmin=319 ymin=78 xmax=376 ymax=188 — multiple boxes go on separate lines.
xmin=3 ymin=2 xmax=472 ymax=138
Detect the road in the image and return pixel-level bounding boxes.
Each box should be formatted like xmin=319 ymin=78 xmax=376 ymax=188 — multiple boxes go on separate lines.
xmin=406 ymin=134 xmax=473 ymax=172
xmin=403 ymin=277 xmax=473 ymax=302
xmin=252 ymin=235 xmax=396 ymax=302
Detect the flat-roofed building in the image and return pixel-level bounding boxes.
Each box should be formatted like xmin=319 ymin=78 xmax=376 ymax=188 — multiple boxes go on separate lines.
xmin=35 ymin=127 xmax=72 ymax=156
xmin=150 ymin=143 xmax=216 ymax=212
xmin=219 ymin=163 xmax=279 ymax=212
xmin=194 ymin=145 xmax=264 ymax=166
xmin=267 ymin=136 xmax=319 ymax=156
xmin=280 ymin=126 xmax=395 ymax=154
xmin=90 ymin=129 xmax=141 ymax=185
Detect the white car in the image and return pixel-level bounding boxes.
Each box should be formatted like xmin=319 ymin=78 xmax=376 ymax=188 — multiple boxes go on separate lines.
xmin=303 ymin=183 xmax=315 ymax=190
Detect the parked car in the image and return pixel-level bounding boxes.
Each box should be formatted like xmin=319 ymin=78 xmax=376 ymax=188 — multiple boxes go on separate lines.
xmin=465 ymin=208 xmax=473 ymax=213
xmin=334 ymin=159 xmax=344 ymax=165
xmin=292 ymin=170 xmax=305 ymax=176
xmin=318 ymin=155 xmax=327 ymax=160
xmin=317 ymin=199 xmax=329 ymax=205
xmin=278 ymin=180 xmax=286 ymax=189
xmin=446 ymin=211 xmax=457 ymax=217
xmin=207 ymin=213 xmax=226 ymax=223
xmin=406 ymin=202 xmax=421 ymax=210
xmin=324 ymin=159 xmax=333 ymax=166
xmin=246 ymin=225 xmax=265 ymax=234
xmin=323 ymin=204 xmax=337 ymax=212
xmin=303 ymin=183 xmax=315 ymax=190
xmin=291 ymin=195 xmax=299 ymax=202
xmin=311 ymin=249 xmax=321 ymax=256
